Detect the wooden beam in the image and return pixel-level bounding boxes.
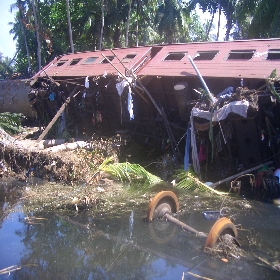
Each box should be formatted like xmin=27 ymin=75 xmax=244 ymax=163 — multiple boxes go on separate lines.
xmin=36 ymin=85 xmax=79 ymax=142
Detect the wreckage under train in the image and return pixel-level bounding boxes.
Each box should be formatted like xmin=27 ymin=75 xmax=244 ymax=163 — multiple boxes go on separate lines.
xmin=26 ymin=39 xmax=280 ymax=181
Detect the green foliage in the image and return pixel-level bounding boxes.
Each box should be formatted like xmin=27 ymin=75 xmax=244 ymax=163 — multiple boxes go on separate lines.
xmin=99 ymin=157 xmax=162 ymax=186
xmin=248 ymin=0 xmax=280 ymax=38
xmin=0 ymin=112 xmax=24 ymax=135
xmin=267 ymin=69 xmax=280 ymax=103
xmin=0 ymin=54 xmax=15 ymax=79
xmin=6 ymin=0 xmax=280 ymax=76
xmin=174 ymin=169 xmax=223 ymax=194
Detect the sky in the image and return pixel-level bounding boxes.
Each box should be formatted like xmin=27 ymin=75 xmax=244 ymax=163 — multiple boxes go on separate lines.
xmin=0 ymin=0 xmax=17 ymax=58
xmin=0 ymin=1 xmax=226 ymax=59
xmin=195 ymin=5 xmax=227 ymax=41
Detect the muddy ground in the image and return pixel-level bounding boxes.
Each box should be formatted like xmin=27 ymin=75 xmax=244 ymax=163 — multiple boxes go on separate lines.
xmin=0 ymin=125 xmax=179 ymax=214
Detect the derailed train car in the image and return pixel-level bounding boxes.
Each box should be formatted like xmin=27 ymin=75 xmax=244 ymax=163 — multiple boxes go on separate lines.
xmin=27 ymin=39 xmax=280 ymax=183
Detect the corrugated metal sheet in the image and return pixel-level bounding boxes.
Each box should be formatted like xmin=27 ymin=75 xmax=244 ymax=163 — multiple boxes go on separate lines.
xmin=138 ymin=39 xmax=280 ymax=79
xmin=36 ymin=47 xmax=152 ymax=78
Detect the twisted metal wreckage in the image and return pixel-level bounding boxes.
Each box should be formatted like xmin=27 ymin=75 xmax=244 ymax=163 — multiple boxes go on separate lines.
xmin=2 ymin=39 xmax=280 ymax=193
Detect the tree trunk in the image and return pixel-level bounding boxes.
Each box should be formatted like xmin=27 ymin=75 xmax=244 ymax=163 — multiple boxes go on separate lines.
xmin=17 ymin=1 xmax=31 ymax=75
xmin=125 ymin=0 xmax=131 ymax=47
xmin=99 ymin=0 xmax=104 ymax=50
xmin=216 ymin=1 xmax=221 ymax=41
xmin=113 ymin=25 xmax=121 ymax=48
xmin=225 ymin=1 xmax=233 ymax=41
xmin=20 ymin=22 xmax=32 ymax=74
xmin=206 ymin=9 xmax=215 ymax=40
xmin=31 ymin=0 xmax=41 ymax=71
xmin=66 ymin=0 xmax=74 ymax=53
xmin=136 ymin=1 xmax=139 ymax=47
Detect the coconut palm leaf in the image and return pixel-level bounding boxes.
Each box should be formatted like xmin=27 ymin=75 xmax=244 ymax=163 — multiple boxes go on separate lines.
xmin=0 ymin=112 xmax=23 ymax=134
xmin=248 ymin=0 xmax=280 ymax=38
xmin=175 ymin=170 xmax=224 ymax=195
xmin=99 ymin=159 xmax=162 ymax=186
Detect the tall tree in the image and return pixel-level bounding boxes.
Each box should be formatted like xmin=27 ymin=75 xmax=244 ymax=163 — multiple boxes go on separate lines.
xmin=31 ymin=0 xmax=41 ymax=71
xmin=66 ymin=0 xmax=74 ymax=53
xmin=10 ymin=0 xmax=32 ymax=75
xmin=155 ymin=0 xmax=187 ymax=43
xmin=0 ymin=53 xmax=16 ymax=79
xmin=216 ymin=1 xmax=221 ymax=40
xmin=125 ymin=0 xmax=132 ymax=47
xmin=100 ymin=0 xmax=104 ymax=50
xmin=248 ymin=0 xmax=280 ymax=38
xmin=188 ymin=0 xmax=220 ymax=40
xmin=130 ymin=0 xmax=158 ymax=46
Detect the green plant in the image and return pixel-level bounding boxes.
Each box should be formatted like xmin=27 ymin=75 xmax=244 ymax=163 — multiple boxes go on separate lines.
xmin=174 ymin=169 xmax=223 ymax=195
xmin=0 ymin=112 xmax=24 ymax=135
xmin=267 ymin=69 xmax=280 ymax=103
xmin=99 ymin=157 xmax=162 ymax=186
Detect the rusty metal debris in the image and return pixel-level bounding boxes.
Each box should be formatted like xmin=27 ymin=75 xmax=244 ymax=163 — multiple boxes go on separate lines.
xmin=147 ymin=191 xmax=238 ymax=247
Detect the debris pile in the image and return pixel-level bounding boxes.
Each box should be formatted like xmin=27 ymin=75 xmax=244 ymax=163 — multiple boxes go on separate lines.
xmin=204 ymin=234 xmax=247 ymax=261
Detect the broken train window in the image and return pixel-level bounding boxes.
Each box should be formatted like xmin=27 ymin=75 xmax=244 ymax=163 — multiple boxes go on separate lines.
xmin=266 ymin=49 xmax=280 ymax=60
xmin=193 ymin=51 xmax=219 ymax=60
xmin=56 ymin=60 xmax=68 ymax=66
xmin=163 ymin=52 xmax=186 ymax=61
xmin=69 ymin=58 xmax=82 ymax=65
xmin=101 ymin=56 xmax=115 ymax=63
xmin=83 ymin=57 xmax=99 ymax=64
xmin=226 ymin=50 xmax=255 ymax=60
xmin=121 ymin=54 xmax=137 ymax=63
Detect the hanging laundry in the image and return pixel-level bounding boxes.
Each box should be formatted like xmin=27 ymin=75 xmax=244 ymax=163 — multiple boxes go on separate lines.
xmin=116 ymin=79 xmax=129 ymax=96
xmin=198 ymin=143 xmax=207 ymax=163
xmin=115 ymin=78 xmax=134 ymax=120
xmin=85 ymin=76 xmax=89 ymax=88
xmin=127 ymin=87 xmax=134 ymax=120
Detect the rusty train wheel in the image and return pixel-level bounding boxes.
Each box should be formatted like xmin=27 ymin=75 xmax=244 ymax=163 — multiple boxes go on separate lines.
xmin=147 ymin=191 xmax=179 ymax=222
xmin=205 ymin=217 xmax=238 ymax=248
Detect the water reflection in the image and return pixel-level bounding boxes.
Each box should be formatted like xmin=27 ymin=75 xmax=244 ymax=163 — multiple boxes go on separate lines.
xmin=1 ymin=180 xmax=280 ymax=279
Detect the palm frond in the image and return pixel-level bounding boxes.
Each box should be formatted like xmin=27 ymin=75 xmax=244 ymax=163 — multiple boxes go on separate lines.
xmin=175 ymin=170 xmax=224 ymax=195
xmin=267 ymin=69 xmax=280 ymax=103
xmin=0 ymin=112 xmax=24 ymax=134
xmin=99 ymin=159 xmax=162 ymax=186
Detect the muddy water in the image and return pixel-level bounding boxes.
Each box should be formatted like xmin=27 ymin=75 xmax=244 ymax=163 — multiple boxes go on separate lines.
xmin=0 ymin=179 xmax=280 ymax=280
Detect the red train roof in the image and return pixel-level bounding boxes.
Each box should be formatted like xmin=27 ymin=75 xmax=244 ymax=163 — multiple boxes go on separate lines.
xmin=35 ymin=47 xmax=152 ymax=79
xmin=138 ymin=39 xmax=280 ymax=79
xmin=35 ymin=39 xmax=280 ymax=80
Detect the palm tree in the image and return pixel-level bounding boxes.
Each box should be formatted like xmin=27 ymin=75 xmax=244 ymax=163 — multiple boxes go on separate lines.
xmin=66 ymin=0 xmax=74 ymax=53
xmin=125 ymin=0 xmax=132 ymax=47
xmin=100 ymin=0 xmax=104 ymax=50
xmin=31 ymin=0 xmax=41 ymax=71
xmin=155 ymin=0 xmax=187 ymax=43
xmin=131 ymin=0 xmax=158 ymax=46
xmin=189 ymin=0 xmax=258 ymax=41
xmin=248 ymin=0 xmax=280 ymax=38
xmin=188 ymin=0 xmax=221 ymax=40
xmin=0 ymin=55 xmax=15 ymax=79
xmin=10 ymin=0 xmax=32 ymax=74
